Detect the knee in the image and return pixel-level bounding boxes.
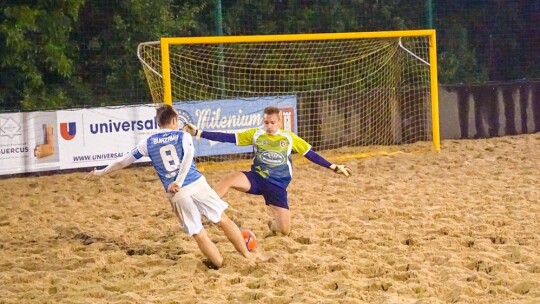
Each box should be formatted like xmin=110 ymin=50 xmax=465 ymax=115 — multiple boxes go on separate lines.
xmin=220 ymin=172 xmax=240 ymax=188
xmin=215 ymin=215 xmax=229 ymax=229
xmin=268 ymin=220 xmax=291 ymax=236
xmin=192 ymin=231 xmax=206 ymax=243
xmin=205 ymin=256 xmax=223 ymax=269
xmin=210 ymin=255 xmax=224 ymax=269
xmin=215 ymin=174 xmax=239 ymax=196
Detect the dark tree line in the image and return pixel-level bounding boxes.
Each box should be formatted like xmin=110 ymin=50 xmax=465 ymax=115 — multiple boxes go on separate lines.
xmin=0 ymin=0 xmax=207 ymax=111
xmin=1 ymin=0 xmax=539 ymax=111
xmin=436 ymin=0 xmax=540 ymax=83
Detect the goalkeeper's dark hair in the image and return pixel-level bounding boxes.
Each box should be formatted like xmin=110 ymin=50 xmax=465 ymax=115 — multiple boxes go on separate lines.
xmin=156 ymin=104 xmax=177 ymax=127
xmin=264 ymin=106 xmax=280 ymax=116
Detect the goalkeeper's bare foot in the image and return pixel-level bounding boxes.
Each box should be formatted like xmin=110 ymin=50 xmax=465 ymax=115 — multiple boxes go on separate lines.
xmin=267 ymin=220 xmax=277 ymax=234
xmin=266 ymin=219 xmax=291 ymax=236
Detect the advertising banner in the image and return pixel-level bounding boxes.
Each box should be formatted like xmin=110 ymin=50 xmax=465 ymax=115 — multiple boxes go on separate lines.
xmin=173 ymin=95 xmax=297 ymax=157
xmin=57 ymin=105 xmax=158 ymax=169
xmin=0 ymin=111 xmax=60 ymax=175
xmin=0 ymin=96 xmax=297 ymax=176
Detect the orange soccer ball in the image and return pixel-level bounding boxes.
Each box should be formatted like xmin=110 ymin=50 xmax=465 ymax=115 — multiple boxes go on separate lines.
xmin=241 ymin=229 xmax=257 ymax=252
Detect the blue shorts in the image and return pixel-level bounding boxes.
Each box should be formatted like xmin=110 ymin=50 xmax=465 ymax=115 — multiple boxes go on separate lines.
xmin=243 ymin=171 xmax=289 ymax=209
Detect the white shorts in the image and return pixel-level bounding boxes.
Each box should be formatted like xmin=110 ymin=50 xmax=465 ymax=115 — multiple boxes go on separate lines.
xmin=167 ymin=176 xmax=228 ymax=236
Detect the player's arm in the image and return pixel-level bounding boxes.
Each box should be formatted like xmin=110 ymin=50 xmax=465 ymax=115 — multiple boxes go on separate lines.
xmin=304 ymin=149 xmax=331 ymax=168
xmin=201 ymin=131 xmax=235 ymax=143
xmin=85 ymin=150 xmax=138 ymax=179
xmin=291 ymin=132 xmax=352 ymax=177
xmin=168 ymin=134 xmax=195 ymax=193
xmin=85 ymin=139 xmax=147 ymax=179
xmin=183 ymin=123 xmax=235 ymax=143
xmin=183 ymin=123 xmax=256 ymax=146
xmin=303 ymin=150 xmax=352 ymax=177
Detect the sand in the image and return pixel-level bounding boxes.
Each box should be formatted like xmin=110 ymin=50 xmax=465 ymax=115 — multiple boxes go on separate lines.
xmin=0 ymin=134 xmax=539 ymax=304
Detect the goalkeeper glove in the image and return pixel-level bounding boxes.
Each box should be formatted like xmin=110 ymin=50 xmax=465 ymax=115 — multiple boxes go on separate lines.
xmin=330 ymin=164 xmax=352 ymax=177
xmin=183 ymin=123 xmax=202 ymax=140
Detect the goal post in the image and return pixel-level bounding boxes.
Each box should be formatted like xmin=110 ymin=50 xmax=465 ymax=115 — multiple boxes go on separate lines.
xmin=137 ymin=30 xmax=440 ymax=158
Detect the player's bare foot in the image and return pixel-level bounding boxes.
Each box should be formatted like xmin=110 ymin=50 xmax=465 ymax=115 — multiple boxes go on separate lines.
xmin=267 ymin=220 xmax=277 ymax=234
xmin=203 ymin=259 xmax=220 ymax=270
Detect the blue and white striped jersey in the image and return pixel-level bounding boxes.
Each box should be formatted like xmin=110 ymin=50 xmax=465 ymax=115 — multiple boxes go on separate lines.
xmin=131 ymin=129 xmax=202 ymax=191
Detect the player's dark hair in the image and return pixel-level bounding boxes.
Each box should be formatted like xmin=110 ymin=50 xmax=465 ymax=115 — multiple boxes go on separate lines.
xmin=156 ymin=105 xmax=177 ymax=127
xmin=264 ymin=106 xmax=280 ymax=116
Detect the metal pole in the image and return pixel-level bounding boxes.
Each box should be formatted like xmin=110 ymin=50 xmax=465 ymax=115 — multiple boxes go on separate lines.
xmin=214 ymin=0 xmax=225 ymax=98
xmin=214 ymin=0 xmax=223 ymax=36
xmin=425 ymin=0 xmax=433 ymax=29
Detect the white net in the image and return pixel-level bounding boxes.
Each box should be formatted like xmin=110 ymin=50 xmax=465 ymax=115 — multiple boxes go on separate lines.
xmin=137 ymin=32 xmax=437 ymax=161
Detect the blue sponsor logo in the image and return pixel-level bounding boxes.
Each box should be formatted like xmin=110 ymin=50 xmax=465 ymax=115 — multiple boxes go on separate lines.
xmin=175 ymin=108 xmax=194 ymax=127
xmin=89 ymin=118 xmax=158 ymax=134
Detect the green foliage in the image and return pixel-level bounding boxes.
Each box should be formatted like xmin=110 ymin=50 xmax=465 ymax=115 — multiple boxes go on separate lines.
xmin=1 ymin=0 xmax=538 ymax=111
xmin=0 ymin=1 xmax=83 ymax=111
xmin=0 ymin=0 xmax=205 ymax=111
xmin=437 ymin=24 xmax=487 ymax=84
xmin=68 ymin=0 xmax=207 ymax=108
xmin=436 ymin=0 xmax=537 ymax=84
xmin=219 ymin=0 xmax=420 ymax=35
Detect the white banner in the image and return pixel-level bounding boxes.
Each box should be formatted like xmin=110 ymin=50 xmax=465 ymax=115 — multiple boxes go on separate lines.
xmin=57 ymin=105 xmax=158 ymax=169
xmin=0 ymin=105 xmax=160 ymax=176
xmin=0 ymin=112 xmax=61 ymax=175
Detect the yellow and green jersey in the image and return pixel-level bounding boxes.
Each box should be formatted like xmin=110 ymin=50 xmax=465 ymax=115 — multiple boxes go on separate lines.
xmin=236 ymin=127 xmax=311 ymax=187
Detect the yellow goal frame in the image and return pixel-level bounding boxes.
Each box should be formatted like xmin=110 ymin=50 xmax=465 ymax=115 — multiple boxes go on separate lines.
xmin=159 ymin=30 xmax=440 ymax=152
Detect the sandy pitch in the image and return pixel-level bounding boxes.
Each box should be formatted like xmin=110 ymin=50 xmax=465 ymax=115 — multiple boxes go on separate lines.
xmin=1 ymin=134 xmax=539 ymax=303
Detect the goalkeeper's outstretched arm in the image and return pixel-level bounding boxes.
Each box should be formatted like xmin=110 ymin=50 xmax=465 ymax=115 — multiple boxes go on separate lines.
xmin=304 ymin=150 xmax=352 ymax=177
xmin=184 ymin=122 xmax=352 ymax=177
xmin=183 ymin=123 xmax=236 ymax=143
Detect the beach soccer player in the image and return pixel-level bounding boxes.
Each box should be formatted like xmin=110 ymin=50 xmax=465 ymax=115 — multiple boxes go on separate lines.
xmin=183 ymin=106 xmax=352 ymax=236
xmin=85 ymin=104 xmax=254 ymax=269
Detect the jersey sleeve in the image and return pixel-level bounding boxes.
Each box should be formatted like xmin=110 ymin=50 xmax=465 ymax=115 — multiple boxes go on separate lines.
xmin=290 ymin=132 xmax=312 ymax=155
xmin=133 ymin=137 xmax=149 ymax=159
xmin=93 ymin=152 xmax=137 ymax=176
xmin=94 ymin=147 xmax=140 ymax=176
xmin=200 ymin=131 xmax=236 ymax=143
xmin=236 ymin=128 xmax=258 ymax=146
xmin=174 ymin=133 xmax=195 ymax=187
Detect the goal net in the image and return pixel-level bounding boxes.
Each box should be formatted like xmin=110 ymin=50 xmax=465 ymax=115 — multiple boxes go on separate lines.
xmin=137 ymin=30 xmax=439 ymax=162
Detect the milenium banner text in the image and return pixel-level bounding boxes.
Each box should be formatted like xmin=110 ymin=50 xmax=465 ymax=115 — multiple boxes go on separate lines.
xmin=174 ymin=96 xmax=297 ymax=157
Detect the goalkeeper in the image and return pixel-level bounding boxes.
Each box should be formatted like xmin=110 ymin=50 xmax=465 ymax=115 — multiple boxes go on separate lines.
xmin=184 ymin=106 xmax=352 ymax=236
